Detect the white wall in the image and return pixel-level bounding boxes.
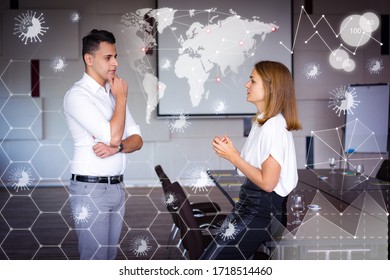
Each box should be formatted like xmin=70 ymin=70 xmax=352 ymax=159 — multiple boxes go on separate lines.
xmin=0 ymin=0 xmax=389 ymax=187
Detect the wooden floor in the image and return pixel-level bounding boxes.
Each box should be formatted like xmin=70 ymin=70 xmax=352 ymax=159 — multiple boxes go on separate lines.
xmin=0 ymin=185 xmax=233 ymax=260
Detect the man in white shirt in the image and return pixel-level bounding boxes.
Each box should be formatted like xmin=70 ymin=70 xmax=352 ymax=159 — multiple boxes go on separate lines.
xmin=63 ymin=29 xmax=143 ymax=259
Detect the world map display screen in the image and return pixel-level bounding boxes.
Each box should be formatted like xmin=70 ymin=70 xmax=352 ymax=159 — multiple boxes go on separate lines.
xmin=155 ymin=0 xmax=292 ymax=117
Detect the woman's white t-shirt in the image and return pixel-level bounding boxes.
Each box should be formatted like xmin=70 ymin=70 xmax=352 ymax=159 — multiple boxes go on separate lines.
xmin=237 ymin=113 xmax=298 ymax=197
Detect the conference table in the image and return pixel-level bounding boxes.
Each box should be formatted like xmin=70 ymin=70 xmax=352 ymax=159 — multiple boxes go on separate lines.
xmin=207 ymin=168 xmax=390 ymax=260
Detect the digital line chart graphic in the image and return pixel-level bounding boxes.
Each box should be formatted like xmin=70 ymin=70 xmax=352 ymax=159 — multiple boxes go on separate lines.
xmin=280 ymin=6 xmax=383 ymax=72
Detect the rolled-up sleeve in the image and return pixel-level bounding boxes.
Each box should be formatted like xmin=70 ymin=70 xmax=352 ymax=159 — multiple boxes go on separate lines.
xmin=123 ymin=106 xmax=141 ymax=138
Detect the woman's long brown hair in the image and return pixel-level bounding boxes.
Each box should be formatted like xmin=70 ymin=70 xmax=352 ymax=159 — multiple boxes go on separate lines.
xmin=254 ymin=61 xmax=302 ymax=131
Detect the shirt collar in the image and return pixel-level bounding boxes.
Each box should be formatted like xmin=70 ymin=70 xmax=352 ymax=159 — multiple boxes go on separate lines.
xmin=82 ymin=72 xmax=110 ymax=94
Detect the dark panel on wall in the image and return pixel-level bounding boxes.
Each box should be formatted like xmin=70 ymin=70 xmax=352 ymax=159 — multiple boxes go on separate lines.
xmin=304 ymin=0 xmax=313 ymax=15
xmin=10 ymin=0 xmax=18 ymax=9
xmin=306 ymin=136 xmax=314 ymax=169
xmin=31 ymin=60 xmax=39 ymax=97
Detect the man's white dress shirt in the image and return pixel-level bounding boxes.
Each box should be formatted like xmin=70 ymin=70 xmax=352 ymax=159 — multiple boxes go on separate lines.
xmin=63 ymin=73 xmax=141 ymax=176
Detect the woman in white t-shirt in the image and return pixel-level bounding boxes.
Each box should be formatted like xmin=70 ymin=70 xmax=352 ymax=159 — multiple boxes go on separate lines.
xmin=201 ymin=60 xmax=302 ymax=260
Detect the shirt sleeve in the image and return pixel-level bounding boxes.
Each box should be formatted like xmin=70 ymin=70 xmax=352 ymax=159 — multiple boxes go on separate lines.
xmin=259 ymin=119 xmax=286 ymax=168
xmin=64 ymin=87 xmax=111 ymax=145
xmin=123 ymin=106 xmax=141 ymax=138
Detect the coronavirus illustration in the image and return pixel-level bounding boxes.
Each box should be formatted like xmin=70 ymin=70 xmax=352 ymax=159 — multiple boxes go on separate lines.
xmin=9 ymin=166 xmax=34 ymax=192
xmin=213 ymin=100 xmax=228 ymax=114
xmin=218 ymin=217 xmax=239 ymax=241
xmin=187 ymin=166 xmax=212 ymax=193
xmin=50 ymin=56 xmax=67 ymax=72
xmin=328 ymin=85 xmax=360 ymax=116
xmin=303 ymin=62 xmax=321 ymax=79
xmin=159 ymin=57 xmax=173 ymax=71
xmin=366 ymin=58 xmax=384 ymax=74
xmin=130 ymin=236 xmax=152 ymax=257
xmin=13 ymin=10 xmax=49 ymax=44
xmin=167 ymin=110 xmax=191 ymax=133
xmin=70 ymin=11 xmax=81 ymax=23
xmin=163 ymin=191 xmax=178 ymax=209
xmin=71 ymin=202 xmax=92 ymax=224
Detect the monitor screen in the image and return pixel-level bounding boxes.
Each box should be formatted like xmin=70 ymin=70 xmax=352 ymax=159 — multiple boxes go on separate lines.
xmin=156 ymin=0 xmax=292 ymax=117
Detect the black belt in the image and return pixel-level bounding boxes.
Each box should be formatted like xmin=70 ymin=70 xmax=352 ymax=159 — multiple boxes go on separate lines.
xmin=71 ymin=174 xmax=123 ymax=184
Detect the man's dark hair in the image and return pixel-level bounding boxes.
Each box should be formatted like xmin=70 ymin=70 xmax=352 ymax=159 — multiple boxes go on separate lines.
xmin=82 ymin=29 xmax=116 ymax=60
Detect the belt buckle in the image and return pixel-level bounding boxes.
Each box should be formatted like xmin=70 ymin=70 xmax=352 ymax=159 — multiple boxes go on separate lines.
xmin=109 ymin=175 xmax=117 ymax=184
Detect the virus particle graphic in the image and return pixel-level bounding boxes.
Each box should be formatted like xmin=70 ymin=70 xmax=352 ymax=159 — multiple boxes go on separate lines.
xmin=162 ymin=192 xmax=178 ymax=209
xmin=213 ymin=100 xmax=228 ymax=114
xmin=50 ymin=56 xmax=67 ymax=72
xmin=218 ymin=217 xmax=239 ymax=241
xmin=366 ymin=58 xmax=384 ymax=74
xmin=13 ymin=10 xmax=49 ymax=45
xmin=160 ymin=57 xmax=173 ymax=71
xmin=187 ymin=166 xmax=212 ymax=193
xmin=9 ymin=166 xmax=34 ymax=192
xmin=70 ymin=11 xmax=81 ymax=23
xmin=328 ymin=86 xmax=360 ymax=116
xmin=167 ymin=109 xmax=191 ymax=133
xmin=130 ymin=236 xmax=152 ymax=257
xmin=72 ymin=203 xmax=92 ymax=224
xmin=303 ymin=62 xmax=321 ymax=79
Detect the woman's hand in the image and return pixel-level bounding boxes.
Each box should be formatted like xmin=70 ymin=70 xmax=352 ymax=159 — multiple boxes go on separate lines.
xmin=212 ymin=135 xmax=280 ymax=192
xmin=212 ymin=135 xmax=240 ymax=163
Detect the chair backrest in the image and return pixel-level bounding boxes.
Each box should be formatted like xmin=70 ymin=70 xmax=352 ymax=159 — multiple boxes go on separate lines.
xmin=161 ymin=176 xmax=181 ymax=230
xmin=155 ymin=165 xmax=172 ymax=190
xmin=166 ymin=182 xmax=205 ymax=259
xmin=376 ymin=159 xmax=390 ymax=182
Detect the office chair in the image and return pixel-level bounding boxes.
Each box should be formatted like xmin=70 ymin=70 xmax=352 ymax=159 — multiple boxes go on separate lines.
xmin=155 ymin=165 xmax=221 ymax=215
xmin=165 ymin=181 xmax=214 ymax=259
xmin=155 ymin=165 xmax=224 ymax=254
xmin=376 ymin=159 xmax=390 ymax=182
